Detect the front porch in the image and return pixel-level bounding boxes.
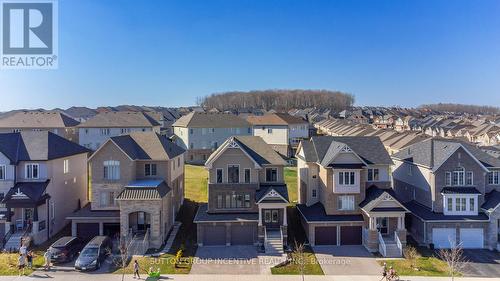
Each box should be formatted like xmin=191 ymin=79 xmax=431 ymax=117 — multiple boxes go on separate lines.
xmin=363 ymin=214 xmax=407 ymax=257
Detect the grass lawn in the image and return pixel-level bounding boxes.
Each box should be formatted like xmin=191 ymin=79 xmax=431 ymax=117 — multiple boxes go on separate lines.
xmin=271 ymin=249 xmax=324 ymax=275
xmin=284 ymin=167 xmax=297 ymax=204
xmin=0 ymin=252 xmax=45 ymax=276
xmin=378 ymin=257 xmax=451 ymax=277
xmin=184 ymin=165 xmax=208 ymax=203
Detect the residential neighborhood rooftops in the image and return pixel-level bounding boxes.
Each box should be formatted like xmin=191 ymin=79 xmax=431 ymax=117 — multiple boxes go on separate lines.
xmin=0 ymin=111 xmax=80 ymax=128
xmin=246 ymin=113 xmax=307 ymax=126
xmin=77 ymin=111 xmax=161 ymax=128
xmin=0 ymin=131 xmax=90 ymax=164
xmin=172 ymin=112 xmax=251 ymax=128
xmin=108 ymin=132 xmax=185 ymax=160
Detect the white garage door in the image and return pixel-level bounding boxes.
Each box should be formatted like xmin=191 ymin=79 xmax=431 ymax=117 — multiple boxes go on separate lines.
xmin=459 ymin=228 xmax=483 ymax=249
xmin=432 ymin=228 xmax=456 ymax=249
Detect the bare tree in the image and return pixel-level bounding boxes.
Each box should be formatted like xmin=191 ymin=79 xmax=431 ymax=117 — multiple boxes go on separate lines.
xmin=293 ymin=240 xmax=306 ymax=281
xmin=403 ymin=245 xmax=421 ymax=270
xmin=438 ymin=242 xmax=469 ymax=281
xmin=107 ymin=234 xmax=134 ymax=281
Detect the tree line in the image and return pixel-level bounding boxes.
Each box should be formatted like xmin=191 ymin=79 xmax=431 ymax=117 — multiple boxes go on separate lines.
xmin=197 ymin=89 xmax=355 ymax=112
xmin=419 ymin=103 xmax=500 ymax=115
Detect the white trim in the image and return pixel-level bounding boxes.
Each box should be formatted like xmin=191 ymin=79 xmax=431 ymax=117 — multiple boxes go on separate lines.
xmin=257 ymin=188 xmax=289 ymax=203
xmin=432 ymin=144 xmax=490 ymax=173
xmin=0 ymin=164 xmax=6 ymax=180
xmin=88 ymin=138 xmax=134 ymax=162
xmin=25 ymin=163 xmax=40 ymax=179
xmin=205 ymin=137 xmax=261 ymax=169
xmin=361 ymin=191 xmax=410 ymax=213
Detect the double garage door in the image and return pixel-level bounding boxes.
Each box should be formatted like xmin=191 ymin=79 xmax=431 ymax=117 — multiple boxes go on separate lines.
xmin=315 ymin=226 xmax=362 ymax=246
xmin=432 ymin=228 xmax=484 ymax=249
xmin=202 ymin=225 xmax=256 ymax=246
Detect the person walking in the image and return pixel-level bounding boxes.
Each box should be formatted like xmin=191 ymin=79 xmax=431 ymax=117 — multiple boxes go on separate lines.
xmin=26 ymin=251 xmax=33 ymax=269
xmin=18 ymin=254 xmax=26 ymax=276
xmin=380 ymin=262 xmax=388 ymax=281
xmin=133 ymin=260 xmax=140 ymax=279
xmin=43 ymin=249 xmax=52 ymax=271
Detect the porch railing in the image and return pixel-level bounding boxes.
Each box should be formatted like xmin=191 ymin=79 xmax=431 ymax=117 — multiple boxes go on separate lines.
xmin=280 ymin=226 xmax=284 ymax=246
xmin=378 ymin=231 xmax=386 ymax=257
xmin=264 ymin=226 xmax=267 ymax=246
xmin=1 ymin=229 xmax=13 ymax=250
xmin=395 ymin=231 xmax=403 ymax=257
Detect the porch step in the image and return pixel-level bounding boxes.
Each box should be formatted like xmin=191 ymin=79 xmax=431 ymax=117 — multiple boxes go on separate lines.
xmin=3 ymin=231 xmax=26 ymax=252
xmin=383 ymin=244 xmax=402 ymax=258
xmin=265 ymin=230 xmax=284 ymax=255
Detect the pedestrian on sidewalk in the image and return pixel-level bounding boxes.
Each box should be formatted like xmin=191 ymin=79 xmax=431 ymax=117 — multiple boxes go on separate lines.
xmin=133 ymin=260 xmax=140 ymax=279
xmin=43 ymin=249 xmax=52 ymax=271
xmin=380 ymin=262 xmax=388 ymax=281
xmin=26 ymin=251 xmax=33 ymax=269
xmin=18 ymin=253 xmax=26 ymax=276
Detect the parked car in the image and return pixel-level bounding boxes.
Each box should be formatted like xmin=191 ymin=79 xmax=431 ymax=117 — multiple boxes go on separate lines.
xmin=48 ymin=236 xmax=83 ymax=263
xmin=74 ymin=236 xmax=112 ymax=271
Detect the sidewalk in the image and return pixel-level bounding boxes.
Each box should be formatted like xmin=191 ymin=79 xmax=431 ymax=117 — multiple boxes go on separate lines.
xmin=1 ymin=274 xmax=499 ymax=281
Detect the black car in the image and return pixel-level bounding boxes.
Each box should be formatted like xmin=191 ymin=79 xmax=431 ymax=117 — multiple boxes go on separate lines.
xmin=74 ymin=236 xmax=112 ymax=271
xmin=48 ymin=236 xmax=83 ymax=263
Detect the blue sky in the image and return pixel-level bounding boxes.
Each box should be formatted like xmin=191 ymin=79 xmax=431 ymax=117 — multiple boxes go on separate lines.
xmin=1 ymin=0 xmax=500 ymax=111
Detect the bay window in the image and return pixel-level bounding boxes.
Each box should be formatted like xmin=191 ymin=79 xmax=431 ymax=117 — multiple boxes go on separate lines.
xmin=338 ymin=171 xmax=355 ymax=185
xmin=367 ymin=168 xmax=379 ymax=181
xmin=443 ymin=194 xmax=477 ymax=215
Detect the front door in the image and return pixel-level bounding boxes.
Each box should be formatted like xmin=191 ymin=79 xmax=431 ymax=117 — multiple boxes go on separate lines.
xmin=376 ymin=217 xmax=388 ymax=235
xmin=137 ymin=212 xmax=146 ymax=231
xmin=263 ymin=209 xmax=280 ymax=229
xmin=24 ymin=208 xmax=34 ymax=228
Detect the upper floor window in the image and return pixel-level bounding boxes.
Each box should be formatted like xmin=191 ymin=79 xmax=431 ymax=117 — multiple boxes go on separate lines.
xmin=488 ymin=171 xmax=499 ymax=185
xmin=0 ymin=165 xmax=5 ymax=180
xmin=228 ymin=165 xmax=239 ymax=183
xmin=266 ymin=168 xmax=278 ymax=182
xmin=338 ymin=171 xmax=355 ymax=186
xmin=103 ymin=160 xmax=120 ymax=180
xmin=267 ymin=128 xmax=272 ymax=134
xmin=452 ymin=167 xmax=465 ymax=186
xmin=338 ymin=195 xmax=355 ymax=211
xmin=244 ymin=168 xmax=251 ymax=183
xmin=465 ymin=171 xmax=473 ymax=186
xmin=145 ymin=163 xmax=157 ymax=176
xmin=443 ymin=195 xmax=477 ymax=215
xmin=312 ymin=189 xmax=317 ymax=198
xmin=25 ymin=163 xmax=39 ymax=179
xmin=120 ymin=128 xmax=130 ymax=134
xmin=12 ymin=129 xmax=22 ymax=133
xmin=189 ymin=128 xmax=194 ymax=134
xmin=189 ymin=143 xmax=194 ymax=149
xmin=445 ymin=167 xmax=472 ymax=186
xmin=217 ymin=193 xmax=251 ymax=209
xmin=63 ymin=159 xmax=69 ymax=174
xmin=216 ymin=169 xmax=223 ymax=183
xmin=100 ymin=128 xmax=110 ymax=136
xmin=367 ymin=168 xmax=379 ymax=181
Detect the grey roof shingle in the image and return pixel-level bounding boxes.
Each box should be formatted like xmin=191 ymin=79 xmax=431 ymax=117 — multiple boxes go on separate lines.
xmin=0 ymin=131 xmax=89 ymax=164
xmin=110 ymin=132 xmax=185 ymax=160
xmin=0 ymin=111 xmax=80 ymax=128
xmin=403 ymin=200 xmax=489 ymax=221
xmin=359 ymin=185 xmax=401 ymax=209
xmin=392 ymin=138 xmax=500 ymax=169
xmin=296 ymin=203 xmax=364 ymax=222
xmin=2 ymin=180 xmax=50 ymax=204
xmin=77 ymin=111 xmax=161 ymax=128
xmin=116 ymin=180 xmax=171 ymax=200
xmin=299 ymin=136 xmax=393 ymax=165
xmin=440 ymin=187 xmax=481 ymax=194
xmin=194 ymin=203 xmax=259 ymax=223
xmin=482 ymin=190 xmax=500 ymax=211
xmin=246 ymin=113 xmax=307 ymax=126
xmin=256 ymin=183 xmax=289 ymax=202
xmin=173 ymin=112 xmax=251 ymax=128
xmin=67 ymin=203 xmax=120 ymax=218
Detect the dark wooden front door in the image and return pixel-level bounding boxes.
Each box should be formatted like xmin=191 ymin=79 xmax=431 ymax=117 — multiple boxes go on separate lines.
xmin=263 ymin=209 xmax=280 ymax=229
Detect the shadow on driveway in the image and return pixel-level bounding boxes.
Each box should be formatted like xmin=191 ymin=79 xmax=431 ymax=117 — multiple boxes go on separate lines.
xmin=313 ymin=245 xmax=381 ymax=275
xmin=463 ymin=249 xmax=500 ymax=278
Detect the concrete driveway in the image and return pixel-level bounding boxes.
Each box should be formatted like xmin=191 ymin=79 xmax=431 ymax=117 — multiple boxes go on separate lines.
xmin=463 ymin=249 xmax=500 ymax=277
xmin=190 ymin=246 xmax=283 ymax=275
xmin=313 ymin=245 xmax=381 ymax=275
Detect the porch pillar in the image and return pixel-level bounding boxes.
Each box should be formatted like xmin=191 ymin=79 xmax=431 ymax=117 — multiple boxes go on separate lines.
xmin=369 ymin=216 xmax=376 ymax=230
xmin=283 ymin=207 xmax=287 ymax=226
xmin=99 ymin=222 xmax=104 ymax=236
xmin=6 ymin=207 xmax=11 ymax=222
xmin=258 ymin=205 xmax=262 ymax=226
xmin=397 ymin=215 xmax=404 ymax=230
xmin=33 ymin=207 xmax=39 ymax=222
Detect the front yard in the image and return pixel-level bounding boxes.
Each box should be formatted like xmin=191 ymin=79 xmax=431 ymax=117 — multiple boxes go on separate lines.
xmin=0 ymin=252 xmax=45 ymax=276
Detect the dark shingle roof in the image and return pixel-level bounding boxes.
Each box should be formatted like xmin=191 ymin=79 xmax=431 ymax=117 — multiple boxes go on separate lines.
xmin=0 ymin=131 xmax=89 ymax=164
xmin=299 ymin=136 xmax=392 ymax=165
xmin=3 ymin=180 xmax=50 ymax=204
xmin=246 ymin=113 xmax=307 ymax=126
xmin=441 ymin=187 xmax=481 ymax=194
xmin=482 ymin=190 xmax=500 ymax=211
xmin=194 ymin=203 xmax=259 ymax=223
xmin=173 ymin=112 xmax=250 ymax=128
xmin=0 ymin=111 xmax=79 ymax=128
xmin=77 ymin=111 xmax=161 ymax=128
xmin=116 ymin=180 xmax=171 ymax=200
xmin=110 ymin=132 xmax=185 ymax=160
xmin=256 ymin=183 xmax=289 ymax=202
xmin=404 ymin=200 xmax=489 ymax=221
xmin=296 ymin=203 xmax=364 ymax=222
xmin=392 ymin=138 xmax=500 ymax=170
xmin=67 ymin=203 xmax=120 ymax=218
xmin=359 ymin=185 xmax=400 ymax=209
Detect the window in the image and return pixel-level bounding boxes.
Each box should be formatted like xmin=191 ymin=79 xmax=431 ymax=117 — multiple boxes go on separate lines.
xmin=212 ymin=142 xmax=218 ymax=149
xmin=452 ymin=167 xmax=465 ymax=186
xmin=445 ymin=172 xmax=452 ymax=186
xmin=267 ymin=128 xmax=272 ymax=133
xmin=0 ymin=165 xmax=5 ymax=180
xmin=312 ymin=189 xmax=317 ymax=198
xmin=447 ymin=197 xmax=453 ymax=211
xmin=338 ymin=171 xmax=355 ymax=185
xmin=103 ymin=160 xmax=120 ymax=180
xmin=469 ymin=197 xmax=475 ymax=211
xmin=455 ymin=197 xmax=466 ymax=211
xmin=228 ymin=165 xmax=239 ymax=183
xmin=217 ymin=195 xmax=223 ymax=209
xmin=266 ymin=168 xmax=278 ymax=182
xmin=367 ymin=168 xmax=379 ymax=181
xmin=218 ymin=193 xmax=251 ymax=209
xmin=216 ymin=169 xmax=223 ymax=183
xmin=488 ymin=171 xmax=500 ymax=185
xmin=244 ymin=168 xmax=251 ymax=183
xmin=444 ymin=195 xmax=477 ymax=214
xmin=466 ymin=171 xmax=473 ymax=186
xmin=244 ymin=194 xmax=251 ymax=208
xmin=338 ymin=195 xmax=355 ymax=210
xmin=189 ymin=128 xmax=193 ymax=134
xmin=63 ymin=159 xmax=69 ymax=174
xmin=100 ymin=128 xmax=110 ymax=135
xmin=109 ymin=192 xmax=115 ymax=206
xmin=25 ymin=163 xmax=39 ymax=179
xmin=50 ymin=202 xmax=55 ymax=220
xmin=145 ymin=163 xmax=157 ymax=176
xmin=120 ymin=128 xmax=130 ymax=134
xmin=189 ymin=143 xmax=194 ymax=149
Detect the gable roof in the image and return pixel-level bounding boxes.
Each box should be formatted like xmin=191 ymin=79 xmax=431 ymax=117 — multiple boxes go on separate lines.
xmin=172 ymin=112 xmax=250 ymax=128
xmin=205 ymin=136 xmax=286 ymax=167
xmin=0 ymin=131 xmax=89 ymax=164
xmin=359 ymin=185 xmax=409 ymax=212
xmin=482 ymin=190 xmax=500 ymax=211
xmin=246 ymin=113 xmax=307 ymax=126
xmin=0 ymin=111 xmax=80 ymax=128
xmin=298 ymin=136 xmax=393 ymax=166
xmin=256 ymin=183 xmax=289 ymax=203
xmin=392 ymin=138 xmax=500 ymax=170
xmin=116 ymin=179 xmax=171 ymax=200
xmin=77 ymin=111 xmax=161 ymax=128
xmin=106 ymin=132 xmax=185 ymax=161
